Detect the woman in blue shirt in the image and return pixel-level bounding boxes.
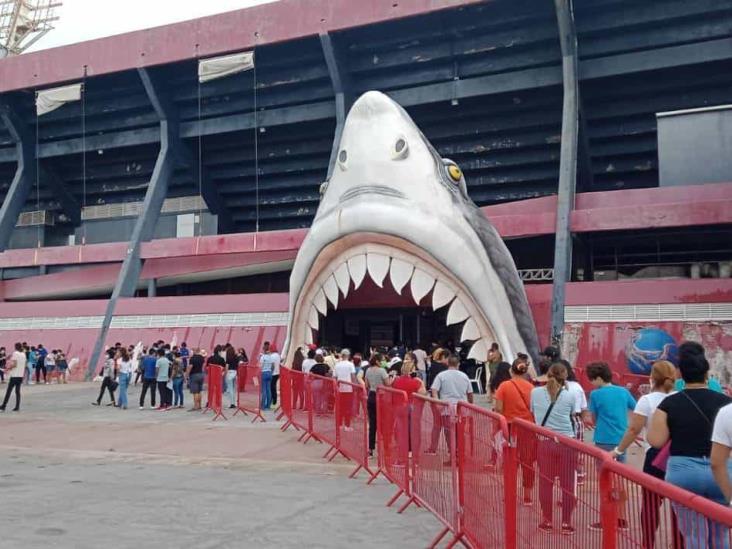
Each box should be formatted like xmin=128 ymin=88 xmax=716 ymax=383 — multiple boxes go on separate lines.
xmin=530 ymin=363 xmax=578 ymax=536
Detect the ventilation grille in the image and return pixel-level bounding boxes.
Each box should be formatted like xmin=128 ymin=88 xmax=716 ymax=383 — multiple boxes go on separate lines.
xmin=82 ymin=196 xmax=208 ymax=221
xmin=519 ymin=268 xmax=554 ymax=282
xmin=565 ymin=303 xmax=732 ymax=323
xmin=16 ymin=210 xmax=54 ymax=227
xmin=0 ymin=312 xmax=288 ymax=331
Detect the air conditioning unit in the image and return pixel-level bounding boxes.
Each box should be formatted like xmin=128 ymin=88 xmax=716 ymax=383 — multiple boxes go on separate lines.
xmin=16 ymin=209 xmax=55 ymax=227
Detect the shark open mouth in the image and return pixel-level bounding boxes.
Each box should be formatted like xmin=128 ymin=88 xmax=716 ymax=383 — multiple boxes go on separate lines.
xmin=284 ymin=91 xmax=539 ymax=365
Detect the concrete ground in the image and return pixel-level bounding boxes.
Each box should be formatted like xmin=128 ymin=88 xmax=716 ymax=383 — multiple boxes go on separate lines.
xmin=0 ymin=382 xmax=436 ymax=549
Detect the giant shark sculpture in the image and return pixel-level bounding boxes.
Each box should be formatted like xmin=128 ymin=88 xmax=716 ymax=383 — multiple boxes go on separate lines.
xmin=284 ymin=91 xmax=539 ymax=365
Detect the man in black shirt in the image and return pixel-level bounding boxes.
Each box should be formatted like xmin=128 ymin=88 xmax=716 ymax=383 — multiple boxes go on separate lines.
xmin=186 ymin=349 xmax=206 ymax=411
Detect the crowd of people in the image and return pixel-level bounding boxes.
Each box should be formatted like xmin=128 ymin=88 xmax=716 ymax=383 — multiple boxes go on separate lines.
xmin=90 ymin=339 xmax=282 ymax=412
xmin=289 ymin=340 xmax=732 ymax=543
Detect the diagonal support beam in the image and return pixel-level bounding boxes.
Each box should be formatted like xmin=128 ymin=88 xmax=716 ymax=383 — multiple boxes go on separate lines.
xmin=86 ymin=68 xmax=179 ymax=378
xmin=39 ymin=165 xmax=81 ymax=225
xmin=320 ymin=32 xmax=354 ymax=181
xmin=550 ymin=0 xmax=580 ymax=345
xmin=0 ymin=101 xmax=36 ymax=252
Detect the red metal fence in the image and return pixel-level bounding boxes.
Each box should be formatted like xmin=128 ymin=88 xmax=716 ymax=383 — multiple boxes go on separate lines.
xmin=203 ymin=364 xmax=226 ymax=421
xmin=276 ymin=371 xmax=732 ymax=549
xmin=234 ymin=364 xmax=265 ymax=423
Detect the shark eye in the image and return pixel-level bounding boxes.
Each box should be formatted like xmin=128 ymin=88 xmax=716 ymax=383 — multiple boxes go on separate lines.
xmin=447 ymin=164 xmax=462 ymax=182
xmin=392 ymin=136 xmax=409 ymax=160
xmin=338 ymin=149 xmax=348 ymax=170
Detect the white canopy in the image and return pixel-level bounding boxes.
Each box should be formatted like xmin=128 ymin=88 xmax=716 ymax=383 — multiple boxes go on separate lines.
xmin=198 ymin=51 xmax=255 ymax=83
xmin=36 ymin=83 xmax=82 ymax=116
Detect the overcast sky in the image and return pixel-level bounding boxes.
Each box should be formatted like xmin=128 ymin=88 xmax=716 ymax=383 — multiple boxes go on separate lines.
xmin=29 ymin=0 xmax=276 ymax=52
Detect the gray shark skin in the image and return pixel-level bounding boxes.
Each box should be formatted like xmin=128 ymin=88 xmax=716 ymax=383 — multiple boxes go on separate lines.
xmin=284 ymin=91 xmax=540 ymax=365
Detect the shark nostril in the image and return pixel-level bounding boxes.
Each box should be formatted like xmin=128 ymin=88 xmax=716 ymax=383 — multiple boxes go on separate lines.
xmin=393 ymin=136 xmax=409 ymax=160
xmin=338 ymin=149 xmax=348 ymax=171
xmin=395 ymin=138 xmax=406 ymax=152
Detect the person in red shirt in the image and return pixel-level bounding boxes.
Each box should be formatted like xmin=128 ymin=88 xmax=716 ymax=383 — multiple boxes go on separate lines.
xmin=392 ymin=353 xmax=427 ymax=398
xmin=494 ymin=356 xmax=536 ymax=505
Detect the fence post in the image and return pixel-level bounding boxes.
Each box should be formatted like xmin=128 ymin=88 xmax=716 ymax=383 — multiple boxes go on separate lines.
xmin=599 ymin=459 xmax=618 ymax=549
xmin=504 ymin=430 xmax=518 ymax=549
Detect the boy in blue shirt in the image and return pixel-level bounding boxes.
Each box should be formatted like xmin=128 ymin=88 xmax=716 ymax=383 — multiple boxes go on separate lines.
xmin=587 ymin=361 xmax=636 ymax=462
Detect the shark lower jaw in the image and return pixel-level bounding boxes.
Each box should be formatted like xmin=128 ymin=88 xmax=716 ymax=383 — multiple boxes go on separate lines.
xmin=286 ymin=231 xmax=501 ymax=363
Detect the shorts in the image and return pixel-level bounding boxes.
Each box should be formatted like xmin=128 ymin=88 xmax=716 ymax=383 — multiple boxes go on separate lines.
xmin=189 ymin=373 xmax=204 ymax=394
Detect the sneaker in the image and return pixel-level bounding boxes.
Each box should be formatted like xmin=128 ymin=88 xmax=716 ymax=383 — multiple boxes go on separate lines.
xmin=139 ymin=406 xmax=145 ymax=410
xmin=561 ymin=524 xmax=575 ymax=536
xmin=11 ymin=408 xmax=19 ymax=412
xmin=106 ymin=402 xmax=115 ymax=407
xmin=229 ymin=404 xmax=236 ymax=409
xmin=149 ymin=406 xmax=156 ymax=410
xmin=588 ymin=522 xmax=603 ymax=531
xmin=91 ymin=402 xmax=100 ymax=406
xmin=538 ymin=521 xmax=552 ymax=533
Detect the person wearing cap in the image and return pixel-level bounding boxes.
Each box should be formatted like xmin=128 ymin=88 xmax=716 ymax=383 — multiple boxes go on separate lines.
xmin=334 ymin=349 xmax=358 ymax=430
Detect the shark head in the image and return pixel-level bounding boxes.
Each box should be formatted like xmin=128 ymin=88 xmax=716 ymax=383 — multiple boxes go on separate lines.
xmin=284 ymin=91 xmax=539 ymax=365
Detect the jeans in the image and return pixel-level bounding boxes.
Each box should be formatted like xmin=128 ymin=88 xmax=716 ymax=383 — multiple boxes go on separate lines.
xmin=117 ymin=373 xmax=130 ymax=409
xmin=157 ymin=381 xmax=170 ymax=407
xmin=538 ymin=439 xmax=577 ymax=524
xmin=1 ymin=377 xmax=22 ymax=410
xmin=25 ymin=364 xmax=34 ymax=384
xmin=96 ymin=376 xmax=116 ymax=405
xmin=643 ymin=448 xmax=683 ymax=549
xmin=140 ymin=378 xmax=156 ymax=407
xmin=225 ymin=370 xmax=237 ymax=407
xmin=173 ymin=377 xmax=184 ymax=407
xmin=666 ymin=455 xmax=732 ymax=549
xmin=261 ymin=370 xmax=273 ymax=409
xmin=271 ymin=374 xmax=279 ymax=406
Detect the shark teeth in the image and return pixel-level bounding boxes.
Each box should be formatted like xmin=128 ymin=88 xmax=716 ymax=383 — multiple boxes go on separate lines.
xmin=299 ymin=249 xmax=496 ymax=362
xmin=366 ymin=253 xmax=390 ymax=288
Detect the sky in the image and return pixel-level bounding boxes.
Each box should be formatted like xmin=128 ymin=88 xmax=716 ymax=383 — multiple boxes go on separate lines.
xmin=28 ymin=0 xmax=276 ymax=52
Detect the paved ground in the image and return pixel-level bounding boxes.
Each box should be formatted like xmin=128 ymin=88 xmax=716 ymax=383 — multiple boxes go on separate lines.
xmin=0 ymin=382 xmax=436 ymax=549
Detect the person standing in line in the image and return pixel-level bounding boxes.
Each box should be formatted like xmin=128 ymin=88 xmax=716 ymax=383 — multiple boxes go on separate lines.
xmin=92 ymin=349 xmax=117 ymax=407
xmin=426 ymin=348 xmax=449 ymax=390
xmin=139 ymin=348 xmax=158 ymax=410
xmin=44 ymin=350 xmax=56 ymax=384
xmin=27 ymin=346 xmax=37 ymax=385
xmin=57 ymin=351 xmax=69 ymax=384
xmin=270 ymin=344 xmax=282 ymax=408
xmin=648 ymin=342 xmax=731 ymax=549
xmin=259 ymin=343 xmax=276 ymax=410
xmin=36 ymin=344 xmax=48 ymax=384
xmin=364 ymin=353 xmax=392 ymax=457
xmin=179 ymin=342 xmax=190 ymax=369
xmin=0 ymin=343 xmax=27 ymax=412
xmin=116 ymin=348 xmax=134 ymax=410
xmin=530 ymin=363 xmax=577 ymax=536
xmin=171 ymin=353 xmax=185 ymax=409
xmin=333 ymin=349 xmax=357 ymax=430
xmin=155 ymin=348 xmax=171 ymax=411
xmin=489 ymin=361 xmax=512 ymax=397
xmin=224 ymin=346 xmax=239 ymax=410
xmin=614 ymin=360 xmax=681 ymax=549
xmin=291 ymin=347 xmax=306 ymax=410
xmin=412 ymin=344 xmax=428 ymax=382
xmin=429 ymin=355 xmax=473 ymax=457
xmin=486 ymin=342 xmax=502 ymax=392
xmin=711 ymin=402 xmax=732 ymax=503
xmin=302 ymin=349 xmax=316 ymax=374
xmin=186 ymin=348 xmax=206 ymax=411
xmin=494 ymin=357 xmax=536 ymax=506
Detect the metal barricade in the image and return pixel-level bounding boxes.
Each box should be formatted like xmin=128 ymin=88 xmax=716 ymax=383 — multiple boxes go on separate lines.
xmin=279 ymin=367 xmax=294 ymax=431
xmin=409 ymin=393 xmax=460 ymax=548
xmin=203 ymin=364 xmax=226 ymax=421
xmin=512 ymin=418 xmax=611 ymax=548
xmin=371 ymin=386 xmax=412 ymax=507
xmin=457 ymin=402 xmax=515 ymax=549
xmin=309 ymin=374 xmax=339 ymax=458
xmin=234 ymin=364 xmax=265 ymax=423
xmin=602 ymin=458 xmax=732 ymax=549
xmin=336 ymin=380 xmax=371 ymax=478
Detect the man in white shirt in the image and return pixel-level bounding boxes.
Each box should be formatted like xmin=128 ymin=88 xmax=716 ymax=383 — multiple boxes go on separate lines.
xmin=333 ymin=349 xmax=357 ymax=430
xmin=269 ymin=343 xmax=282 ymax=408
xmin=711 ymin=403 xmax=732 ymax=503
xmin=429 ymin=355 xmax=473 ymax=456
xmin=302 ymin=349 xmax=317 ymax=374
xmin=0 ymin=343 xmax=27 ymax=411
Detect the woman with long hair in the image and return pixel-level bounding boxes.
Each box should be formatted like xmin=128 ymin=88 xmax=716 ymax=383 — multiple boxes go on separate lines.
xmin=116 ymin=347 xmax=134 ymax=410
xmin=291 ymin=347 xmax=306 ymax=410
xmin=489 ymin=361 xmax=512 ymax=395
xmin=225 ymin=345 xmax=239 ymax=409
xmin=92 ymin=348 xmax=117 ymax=407
xmin=648 ymin=342 xmax=731 ymax=548
xmin=530 ymin=363 xmax=577 ymax=535
xmin=615 ymin=360 xmax=680 ymax=548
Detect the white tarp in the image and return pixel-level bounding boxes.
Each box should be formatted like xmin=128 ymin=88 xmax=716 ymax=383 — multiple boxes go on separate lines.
xmin=36 ymin=83 xmax=82 ymax=116
xmin=198 ymin=51 xmax=254 ymax=83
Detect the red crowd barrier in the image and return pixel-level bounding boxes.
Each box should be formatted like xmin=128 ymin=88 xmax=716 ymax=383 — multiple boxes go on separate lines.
xmin=234 ymin=364 xmax=265 ymax=423
xmin=409 ymin=394 xmax=460 ymax=548
xmin=279 ymin=367 xmax=294 ymax=430
xmin=309 ymin=374 xmax=339 ymax=458
xmin=336 ymin=380 xmax=372 ymax=479
xmin=203 ymin=364 xmax=226 ymax=421
xmin=457 ymin=402 xmax=514 ymax=549
xmin=371 ymin=386 xmax=411 ymax=507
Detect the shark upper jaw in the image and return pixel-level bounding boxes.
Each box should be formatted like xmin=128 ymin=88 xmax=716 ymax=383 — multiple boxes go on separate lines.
xmin=283 ymin=90 xmax=531 ymax=363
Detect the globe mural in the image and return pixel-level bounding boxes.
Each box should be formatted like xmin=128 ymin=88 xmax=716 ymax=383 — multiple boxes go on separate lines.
xmin=626 ymin=328 xmax=679 ymax=375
